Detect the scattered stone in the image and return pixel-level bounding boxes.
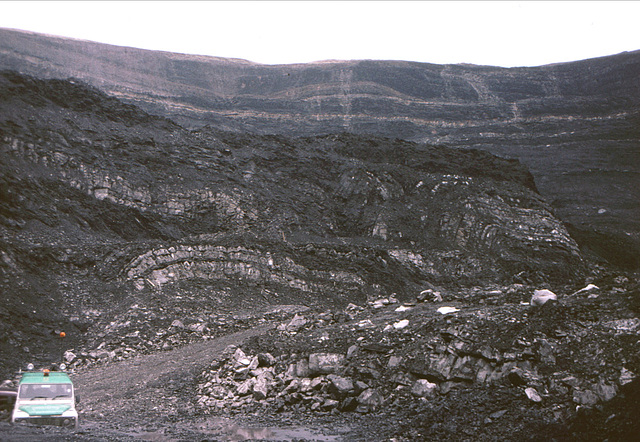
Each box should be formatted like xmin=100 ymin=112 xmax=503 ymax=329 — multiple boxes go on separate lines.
xmin=613 ymin=276 xmax=628 ymax=286
xmin=170 ymin=319 xmax=185 ymax=329
xmin=393 ymin=319 xmax=409 ymax=329
xmin=620 ymin=367 xmax=635 ymax=385
xmin=321 ymin=399 xmax=339 ymax=411
xmin=63 ymin=350 xmax=76 ymax=363
xmin=188 ymin=323 xmax=206 ymax=333
xmin=418 ymin=289 xmax=442 ymax=302
xmin=361 ymin=343 xmax=392 ymax=354
xmin=257 ymin=353 xmax=276 ymax=367
xmin=573 ymin=389 xmax=599 ymax=406
xmin=354 ymin=380 xmax=369 ymax=394
xmin=592 ymin=380 xmax=617 ymax=402
xmin=531 ymin=289 xmax=557 ymax=306
xmin=571 ymin=284 xmax=599 ymax=296
xmin=236 ymin=378 xmax=254 ymax=396
xmin=357 ymin=319 xmax=376 ymax=328
xmin=253 ymin=375 xmax=269 ymax=400
xmin=437 ymin=306 xmax=459 ymax=315
xmin=327 ymin=374 xmax=354 ymax=398
xmin=535 ymin=338 xmax=556 ymax=365
xmin=411 ymin=379 xmax=438 ymax=399
xmin=525 ymin=387 xmax=542 ymax=403
xmin=296 ymin=359 xmax=310 ymax=377
xmin=388 ymin=355 xmax=403 ymax=368
xmin=283 ymin=314 xmax=308 ymax=332
xmin=371 ymin=298 xmax=391 ymax=309
xmin=489 ymin=409 xmax=508 ymax=419
xmin=309 ymin=353 xmax=345 ymax=375
xmin=356 ymin=388 xmax=384 ymax=412
xmin=310 ymin=377 xmax=324 ymax=390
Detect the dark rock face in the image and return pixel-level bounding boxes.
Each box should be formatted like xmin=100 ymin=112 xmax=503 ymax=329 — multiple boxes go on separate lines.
xmin=1 ymin=28 xmax=638 ymax=253
xmin=0 ymin=71 xmax=585 ymax=376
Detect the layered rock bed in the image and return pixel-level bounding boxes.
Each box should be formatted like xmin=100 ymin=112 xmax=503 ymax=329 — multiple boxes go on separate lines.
xmin=0 ymin=69 xmax=638 ymax=440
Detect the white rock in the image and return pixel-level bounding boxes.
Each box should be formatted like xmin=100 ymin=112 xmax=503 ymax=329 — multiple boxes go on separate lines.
xmin=170 ymin=319 xmax=185 ymax=328
xmin=395 ymin=305 xmax=412 ymax=312
xmin=525 ymin=387 xmax=542 ymax=402
xmin=411 ymin=379 xmax=437 ymax=399
xmin=620 ymin=367 xmax=635 ymax=385
xmin=358 ymin=319 xmax=375 ymax=328
xmin=571 ymin=284 xmax=599 ymax=296
xmin=393 ymin=319 xmax=409 ymax=329
xmin=531 ymin=289 xmax=557 ymax=306
xmin=437 ymin=306 xmax=459 ymax=315
xmin=419 ymin=289 xmax=442 ymax=302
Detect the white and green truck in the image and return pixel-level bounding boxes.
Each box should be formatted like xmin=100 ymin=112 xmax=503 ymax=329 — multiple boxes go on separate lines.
xmin=11 ymin=370 xmax=78 ymax=428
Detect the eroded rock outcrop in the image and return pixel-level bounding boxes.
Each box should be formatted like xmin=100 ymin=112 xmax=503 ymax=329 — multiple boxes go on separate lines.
xmin=2 ymin=27 xmax=638 ymax=246
xmin=0 ymin=70 xmax=587 ymax=376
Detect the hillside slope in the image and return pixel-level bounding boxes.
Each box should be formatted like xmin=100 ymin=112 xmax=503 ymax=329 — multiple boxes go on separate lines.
xmin=0 ymin=71 xmax=587 ymax=377
xmin=1 ymin=27 xmax=638 ymax=246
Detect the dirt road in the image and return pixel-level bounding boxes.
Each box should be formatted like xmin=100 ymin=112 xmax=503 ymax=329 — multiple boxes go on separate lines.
xmin=2 ymin=324 xmax=305 ymax=441
xmin=74 ymin=324 xmax=275 ymax=419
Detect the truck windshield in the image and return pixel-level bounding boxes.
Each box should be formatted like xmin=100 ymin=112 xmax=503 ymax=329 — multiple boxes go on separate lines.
xmin=19 ymin=384 xmax=72 ymax=399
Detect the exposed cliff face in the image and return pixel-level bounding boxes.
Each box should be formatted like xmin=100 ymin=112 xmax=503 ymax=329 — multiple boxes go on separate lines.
xmin=2 ymin=29 xmax=636 ymax=141
xmin=1 ymin=28 xmax=638 ymax=249
xmin=0 ymin=71 xmax=588 ymax=374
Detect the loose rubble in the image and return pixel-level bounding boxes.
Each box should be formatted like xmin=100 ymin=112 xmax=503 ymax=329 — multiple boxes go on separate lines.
xmin=187 ymin=279 xmax=640 ymax=440
xmin=0 ymin=70 xmax=638 ymax=441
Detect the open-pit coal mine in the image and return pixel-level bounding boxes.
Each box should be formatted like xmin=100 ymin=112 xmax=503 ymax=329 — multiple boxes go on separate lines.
xmin=0 ymin=29 xmax=639 ymax=441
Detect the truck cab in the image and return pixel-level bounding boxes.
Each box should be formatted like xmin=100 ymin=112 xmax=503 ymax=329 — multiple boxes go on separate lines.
xmin=11 ymin=370 xmax=78 ymax=428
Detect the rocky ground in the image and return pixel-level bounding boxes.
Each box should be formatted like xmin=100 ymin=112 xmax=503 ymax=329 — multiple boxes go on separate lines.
xmin=0 ymin=72 xmax=638 ymax=440
xmin=1 ymin=275 xmax=639 ymax=440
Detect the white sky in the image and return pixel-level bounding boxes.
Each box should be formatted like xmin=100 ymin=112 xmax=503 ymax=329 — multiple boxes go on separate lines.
xmin=1 ymin=1 xmax=639 ymax=67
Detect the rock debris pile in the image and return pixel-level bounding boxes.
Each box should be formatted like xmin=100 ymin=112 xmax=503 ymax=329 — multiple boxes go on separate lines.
xmin=195 ymin=279 xmax=638 ymax=439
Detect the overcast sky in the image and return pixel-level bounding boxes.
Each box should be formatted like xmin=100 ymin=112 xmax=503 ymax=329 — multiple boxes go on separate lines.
xmin=1 ymin=1 xmax=639 ymax=67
